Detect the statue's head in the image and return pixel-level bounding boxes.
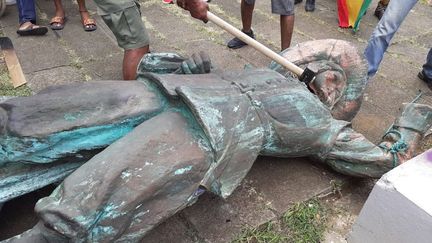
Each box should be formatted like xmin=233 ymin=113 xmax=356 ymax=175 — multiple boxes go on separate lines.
xmin=269 ymin=39 xmax=368 ymax=122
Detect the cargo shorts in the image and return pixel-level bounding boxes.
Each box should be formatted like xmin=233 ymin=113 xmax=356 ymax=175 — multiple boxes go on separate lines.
xmin=94 ymin=0 xmax=150 ymax=50
xmin=245 ymin=0 xmax=295 ymax=16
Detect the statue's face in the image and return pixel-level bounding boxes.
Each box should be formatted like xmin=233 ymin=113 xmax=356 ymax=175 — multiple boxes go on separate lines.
xmin=309 ymin=61 xmax=347 ymax=109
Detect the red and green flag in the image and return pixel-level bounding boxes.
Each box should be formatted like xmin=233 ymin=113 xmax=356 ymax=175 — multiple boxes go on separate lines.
xmin=337 ymin=0 xmax=372 ymax=31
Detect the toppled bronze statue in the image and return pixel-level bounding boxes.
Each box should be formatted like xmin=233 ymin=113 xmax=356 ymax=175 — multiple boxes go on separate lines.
xmin=2 ymin=39 xmax=431 ymax=242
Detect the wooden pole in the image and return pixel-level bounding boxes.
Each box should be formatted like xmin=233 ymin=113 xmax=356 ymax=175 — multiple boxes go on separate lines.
xmin=207 ymin=11 xmax=304 ymax=76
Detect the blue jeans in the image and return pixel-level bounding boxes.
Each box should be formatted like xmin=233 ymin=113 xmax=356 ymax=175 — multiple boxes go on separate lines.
xmin=364 ymin=0 xmax=418 ymax=77
xmin=17 ymin=0 xmax=37 ymax=25
xmin=423 ymin=48 xmax=432 ymax=80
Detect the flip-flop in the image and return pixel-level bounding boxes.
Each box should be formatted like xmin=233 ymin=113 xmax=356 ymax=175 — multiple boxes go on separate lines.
xmin=50 ymin=16 xmax=67 ymax=30
xmin=16 ymin=24 xmax=48 ymax=36
xmin=82 ymin=18 xmax=97 ymax=32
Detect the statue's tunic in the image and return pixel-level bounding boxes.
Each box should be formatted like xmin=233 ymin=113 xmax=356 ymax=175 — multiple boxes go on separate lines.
xmin=141 ymin=69 xmax=349 ymax=198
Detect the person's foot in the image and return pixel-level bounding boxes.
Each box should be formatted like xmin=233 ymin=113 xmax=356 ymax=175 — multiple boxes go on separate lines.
xmin=227 ymin=30 xmax=255 ymax=49
xmin=16 ymin=22 xmax=48 ymax=36
xmin=374 ymin=1 xmax=387 ymax=20
xmin=295 ymin=0 xmax=302 ymax=4
xmin=50 ymin=16 xmax=67 ymax=30
xmin=305 ymin=0 xmax=315 ymax=12
xmin=79 ymin=10 xmax=97 ymax=32
xmin=418 ymin=70 xmax=432 ymax=90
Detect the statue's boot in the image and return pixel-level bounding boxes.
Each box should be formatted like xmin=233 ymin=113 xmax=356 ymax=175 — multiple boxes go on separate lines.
xmin=5 ymin=111 xmax=213 ymax=242
xmin=319 ymin=103 xmax=432 ymax=178
xmin=384 ymin=103 xmax=432 ymax=162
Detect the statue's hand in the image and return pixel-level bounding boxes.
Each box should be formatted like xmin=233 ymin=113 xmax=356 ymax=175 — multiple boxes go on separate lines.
xmin=177 ymin=0 xmax=208 ymax=23
xmin=179 ymin=51 xmax=212 ymax=74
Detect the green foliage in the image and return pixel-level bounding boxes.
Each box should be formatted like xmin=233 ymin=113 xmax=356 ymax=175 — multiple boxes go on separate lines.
xmin=233 ymin=199 xmax=328 ymax=243
xmin=282 ymin=199 xmax=327 ymax=243
xmin=233 ymin=222 xmax=287 ymax=243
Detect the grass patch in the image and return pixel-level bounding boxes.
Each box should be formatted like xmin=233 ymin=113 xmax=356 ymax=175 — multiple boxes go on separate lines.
xmin=232 ymin=222 xmax=287 ymax=243
xmin=0 ymin=56 xmax=32 ymax=97
xmin=232 ymin=199 xmax=328 ymax=243
xmin=282 ymin=199 xmax=327 ymax=243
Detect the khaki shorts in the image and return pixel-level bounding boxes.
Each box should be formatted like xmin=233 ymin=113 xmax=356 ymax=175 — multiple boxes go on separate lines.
xmin=98 ymin=1 xmax=150 ymax=50
xmin=245 ymin=0 xmax=294 ymax=16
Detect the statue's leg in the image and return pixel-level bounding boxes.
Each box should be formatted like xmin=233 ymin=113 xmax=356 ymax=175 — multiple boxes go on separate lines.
xmin=319 ymin=103 xmax=432 ymax=178
xmin=0 ymin=81 xmax=163 ymax=165
xmin=6 ymin=111 xmax=213 ymax=242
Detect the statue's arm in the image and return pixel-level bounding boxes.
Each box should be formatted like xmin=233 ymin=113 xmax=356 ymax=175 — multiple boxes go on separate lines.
xmin=137 ymin=51 xmax=212 ymax=76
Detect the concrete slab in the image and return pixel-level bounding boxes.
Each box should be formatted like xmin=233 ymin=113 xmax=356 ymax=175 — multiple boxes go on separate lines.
xmin=26 ymin=66 xmax=84 ymax=92
xmin=348 ymin=150 xmax=432 ymax=243
xmin=141 ymin=214 xmax=202 ymax=243
xmin=81 ymin=52 xmax=123 ymax=81
xmin=0 ymin=28 xmax=70 ymax=74
xmin=350 ymin=101 xmax=394 ymax=143
xmin=165 ymin=158 xmax=340 ymax=242
xmin=246 ymin=157 xmax=338 ymax=214
xmin=181 ymin=169 xmax=278 ymax=242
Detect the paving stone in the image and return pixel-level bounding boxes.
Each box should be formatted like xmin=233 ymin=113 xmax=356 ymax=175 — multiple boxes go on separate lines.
xmin=0 ymin=5 xmax=21 ymax=28
xmin=182 ymin=41 xmax=250 ymax=70
xmin=142 ymin=214 xmax=201 ymax=243
xmin=351 ymin=101 xmax=395 ymax=143
xmin=81 ymin=52 xmax=123 ymax=81
xmin=182 ymin=162 xmax=278 ymax=242
xmin=415 ymin=32 xmax=432 ymax=49
xmin=386 ymin=41 xmax=429 ymax=70
xmin=143 ymin=3 xmax=250 ymax=69
xmin=1 ymin=21 xmax=70 ymax=74
xmin=178 ymin=158 xmax=341 ymax=242
xmin=26 ymin=66 xmax=84 ymax=92
xmin=246 ymin=157 xmax=339 ymax=214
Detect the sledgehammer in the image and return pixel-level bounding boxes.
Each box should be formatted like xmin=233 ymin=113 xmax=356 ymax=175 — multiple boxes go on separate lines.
xmin=206 ymin=11 xmax=316 ymax=84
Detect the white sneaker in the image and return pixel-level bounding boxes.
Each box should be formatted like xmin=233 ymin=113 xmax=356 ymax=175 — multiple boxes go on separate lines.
xmin=6 ymin=0 xmax=16 ymax=5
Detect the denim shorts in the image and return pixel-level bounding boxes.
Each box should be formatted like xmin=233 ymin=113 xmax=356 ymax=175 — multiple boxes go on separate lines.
xmin=245 ymin=0 xmax=295 ymax=16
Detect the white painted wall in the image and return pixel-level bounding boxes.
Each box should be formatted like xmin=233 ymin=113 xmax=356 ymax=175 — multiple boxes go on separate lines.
xmin=348 ymin=150 xmax=432 ymax=243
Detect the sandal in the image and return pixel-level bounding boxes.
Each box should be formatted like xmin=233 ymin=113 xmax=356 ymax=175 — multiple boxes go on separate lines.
xmin=17 ymin=22 xmax=48 ymax=36
xmin=50 ymin=16 xmax=67 ymax=30
xmin=82 ymin=18 xmax=97 ymax=31
xmin=79 ymin=10 xmax=97 ymax=32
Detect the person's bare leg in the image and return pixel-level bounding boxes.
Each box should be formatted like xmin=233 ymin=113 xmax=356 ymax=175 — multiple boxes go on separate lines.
xmin=240 ymin=0 xmax=254 ymax=32
xmin=53 ymin=0 xmax=65 ymax=18
xmin=77 ymin=0 xmax=87 ymax=11
xmin=123 ymin=45 xmax=150 ymax=80
xmin=280 ymin=15 xmax=294 ymax=50
xmin=77 ymin=0 xmax=97 ymax=31
xmin=77 ymin=0 xmax=89 ymax=21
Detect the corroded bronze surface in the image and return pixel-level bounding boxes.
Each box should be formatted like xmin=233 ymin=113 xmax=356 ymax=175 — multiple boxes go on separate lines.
xmin=1 ymin=39 xmax=431 ymax=242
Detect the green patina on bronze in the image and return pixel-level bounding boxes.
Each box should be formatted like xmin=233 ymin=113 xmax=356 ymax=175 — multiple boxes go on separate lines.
xmin=1 ymin=39 xmax=432 ymax=242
